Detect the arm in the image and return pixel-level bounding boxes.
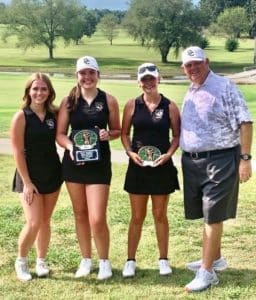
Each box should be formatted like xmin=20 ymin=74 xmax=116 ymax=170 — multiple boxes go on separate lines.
xmin=121 ymin=99 xmax=142 ymax=166
xmin=239 ymin=122 xmax=253 ymax=183
xmin=154 ymin=101 xmax=181 ymax=166
xmin=10 ymin=111 xmax=38 ymax=204
xmin=99 ymin=94 xmax=121 ymax=141
xmin=56 ymin=97 xmax=74 ymax=160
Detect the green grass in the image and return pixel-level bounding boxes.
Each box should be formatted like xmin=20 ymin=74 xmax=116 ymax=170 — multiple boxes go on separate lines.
xmin=0 ymin=25 xmax=255 ymax=76
xmin=0 ymin=154 xmax=256 ymax=299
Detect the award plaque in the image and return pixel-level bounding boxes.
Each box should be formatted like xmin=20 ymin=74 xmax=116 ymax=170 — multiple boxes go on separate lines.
xmin=138 ymin=146 xmax=161 ymax=167
xmin=71 ymin=128 xmax=101 ymax=164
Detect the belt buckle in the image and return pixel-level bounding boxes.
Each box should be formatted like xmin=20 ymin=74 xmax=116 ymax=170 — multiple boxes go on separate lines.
xmin=191 ymin=152 xmax=199 ymax=159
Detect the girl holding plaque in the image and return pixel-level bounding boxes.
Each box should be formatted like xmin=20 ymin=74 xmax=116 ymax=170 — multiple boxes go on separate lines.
xmin=121 ymin=63 xmax=180 ymax=278
xmin=56 ymin=56 xmax=121 ymax=280
xmin=11 ymin=73 xmax=63 ymax=281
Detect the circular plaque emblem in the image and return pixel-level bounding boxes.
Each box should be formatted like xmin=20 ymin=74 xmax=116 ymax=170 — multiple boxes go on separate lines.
xmin=73 ymin=129 xmax=98 ymax=150
xmin=138 ymin=146 xmax=161 ymax=167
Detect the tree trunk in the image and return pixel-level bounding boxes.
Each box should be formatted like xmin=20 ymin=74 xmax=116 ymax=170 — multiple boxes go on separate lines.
xmin=49 ymin=46 xmax=54 ymax=59
xmin=160 ymin=45 xmax=170 ymax=63
xmin=254 ymin=36 xmax=256 ymax=65
xmin=160 ymin=51 xmax=168 ymax=63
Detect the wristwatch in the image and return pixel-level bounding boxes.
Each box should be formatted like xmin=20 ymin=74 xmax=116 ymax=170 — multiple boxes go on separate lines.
xmin=240 ymin=153 xmax=252 ymax=161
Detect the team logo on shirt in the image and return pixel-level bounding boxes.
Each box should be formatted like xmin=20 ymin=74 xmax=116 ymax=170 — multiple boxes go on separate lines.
xmin=153 ymin=109 xmax=164 ymax=120
xmin=95 ymin=102 xmax=103 ymax=111
xmin=46 ymin=119 xmax=55 ymax=129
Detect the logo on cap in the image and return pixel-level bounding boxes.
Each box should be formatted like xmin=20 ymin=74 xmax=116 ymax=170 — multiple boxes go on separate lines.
xmin=84 ymin=58 xmax=91 ymax=65
xmin=187 ymin=49 xmax=196 ymax=57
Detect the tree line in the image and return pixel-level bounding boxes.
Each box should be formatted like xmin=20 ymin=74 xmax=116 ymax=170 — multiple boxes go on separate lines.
xmin=0 ymin=0 xmax=255 ymax=63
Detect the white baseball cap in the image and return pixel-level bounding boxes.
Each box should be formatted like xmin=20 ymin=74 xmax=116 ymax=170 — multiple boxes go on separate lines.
xmin=76 ymin=56 xmax=99 ymax=73
xmin=182 ymin=46 xmax=206 ymax=66
xmin=137 ymin=63 xmax=159 ymax=81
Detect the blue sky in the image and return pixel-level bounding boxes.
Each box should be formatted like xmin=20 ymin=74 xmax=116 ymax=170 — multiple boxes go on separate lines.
xmin=2 ymin=0 xmax=199 ymax=10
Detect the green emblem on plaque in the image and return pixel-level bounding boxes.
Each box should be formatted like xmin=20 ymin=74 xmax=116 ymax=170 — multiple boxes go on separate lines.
xmin=138 ymin=146 xmax=161 ymax=167
xmin=73 ymin=130 xmax=98 ymax=150
xmin=72 ymin=129 xmax=101 ymax=163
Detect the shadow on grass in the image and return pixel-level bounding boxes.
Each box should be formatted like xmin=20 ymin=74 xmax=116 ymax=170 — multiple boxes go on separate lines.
xmin=43 ymin=267 xmax=256 ymax=289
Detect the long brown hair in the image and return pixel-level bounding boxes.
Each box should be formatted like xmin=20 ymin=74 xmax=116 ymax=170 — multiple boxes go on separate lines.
xmin=66 ymin=83 xmax=82 ymax=111
xmin=22 ymin=73 xmax=57 ymax=113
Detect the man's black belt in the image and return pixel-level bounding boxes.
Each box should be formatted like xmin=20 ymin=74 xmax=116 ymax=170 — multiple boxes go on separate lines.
xmin=183 ymin=146 xmax=237 ymax=159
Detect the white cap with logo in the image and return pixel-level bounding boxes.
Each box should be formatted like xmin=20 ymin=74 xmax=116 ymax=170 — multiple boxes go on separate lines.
xmin=76 ymin=56 xmax=99 ymax=73
xmin=182 ymin=46 xmax=206 ymax=66
xmin=137 ymin=63 xmax=159 ymax=81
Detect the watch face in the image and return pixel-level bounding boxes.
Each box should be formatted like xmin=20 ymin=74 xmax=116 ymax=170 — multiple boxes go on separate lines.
xmin=240 ymin=154 xmax=252 ymax=160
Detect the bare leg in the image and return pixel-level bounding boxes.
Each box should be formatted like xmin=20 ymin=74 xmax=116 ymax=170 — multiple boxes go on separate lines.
xmin=151 ymin=194 xmax=170 ymax=258
xmin=86 ymin=184 xmax=110 ymax=259
xmin=66 ymin=182 xmax=92 ymax=258
xmin=18 ymin=193 xmax=43 ymax=257
xmin=127 ymin=194 xmax=148 ymax=259
xmin=35 ymin=189 xmax=60 ymax=258
xmin=201 ymin=222 xmax=223 ymax=271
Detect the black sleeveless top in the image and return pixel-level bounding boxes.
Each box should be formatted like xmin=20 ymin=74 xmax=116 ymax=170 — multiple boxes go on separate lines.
xmin=62 ymin=89 xmax=112 ymax=184
xmin=131 ymin=94 xmax=171 ymax=153
xmin=124 ymin=94 xmax=179 ymax=195
xmin=12 ymin=107 xmax=62 ymax=194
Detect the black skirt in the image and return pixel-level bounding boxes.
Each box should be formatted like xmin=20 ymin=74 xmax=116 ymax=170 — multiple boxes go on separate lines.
xmin=62 ymin=150 xmax=112 ymax=184
xmin=12 ymin=163 xmax=63 ymax=195
xmin=124 ymin=158 xmax=180 ymax=195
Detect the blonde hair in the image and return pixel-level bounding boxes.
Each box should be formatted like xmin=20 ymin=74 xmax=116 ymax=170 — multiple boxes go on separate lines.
xmin=22 ymin=73 xmax=57 ymax=113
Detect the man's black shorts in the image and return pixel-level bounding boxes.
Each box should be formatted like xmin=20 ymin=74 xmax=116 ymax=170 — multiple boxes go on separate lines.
xmin=181 ymin=146 xmax=240 ymax=224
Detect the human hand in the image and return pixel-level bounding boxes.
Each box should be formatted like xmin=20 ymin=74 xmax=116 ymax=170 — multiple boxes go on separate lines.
xmin=239 ymin=160 xmax=252 ymax=183
xmin=23 ymin=182 xmax=38 ymax=205
xmin=67 ymin=143 xmax=74 ymax=160
xmin=127 ymin=151 xmax=143 ymax=166
xmin=96 ymin=126 xmax=110 ymax=141
xmin=153 ymin=153 xmax=171 ymax=167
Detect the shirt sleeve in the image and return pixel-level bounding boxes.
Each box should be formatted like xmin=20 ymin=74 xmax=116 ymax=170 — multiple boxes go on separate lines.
xmin=224 ymin=80 xmax=253 ymax=131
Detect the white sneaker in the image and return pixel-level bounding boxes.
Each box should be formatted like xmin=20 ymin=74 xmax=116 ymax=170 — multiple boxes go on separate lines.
xmin=15 ymin=258 xmax=32 ymax=281
xmin=185 ymin=268 xmax=219 ymax=292
xmin=122 ymin=260 xmax=136 ymax=278
xmin=186 ymin=257 xmax=228 ymax=272
xmin=159 ymin=259 xmax=172 ymax=275
xmin=97 ymin=259 xmax=112 ymax=280
xmin=36 ymin=259 xmax=49 ymax=277
xmin=75 ymin=258 xmax=92 ymax=278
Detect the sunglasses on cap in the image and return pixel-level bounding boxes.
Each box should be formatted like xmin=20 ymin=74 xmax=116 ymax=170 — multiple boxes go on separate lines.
xmin=138 ymin=65 xmax=158 ymax=74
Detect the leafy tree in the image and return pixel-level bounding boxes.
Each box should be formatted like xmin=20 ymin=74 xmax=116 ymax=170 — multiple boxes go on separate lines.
xmin=92 ymin=9 xmax=125 ymax=24
xmin=97 ymin=13 xmax=119 ymax=45
xmin=225 ymin=38 xmax=239 ymax=52
xmin=246 ymin=0 xmax=256 ymax=37
xmin=3 ymin=0 xmax=93 ymax=59
xmin=215 ymin=7 xmax=249 ymax=38
xmin=123 ymin=0 xmax=206 ymax=63
xmin=62 ymin=9 xmax=97 ymax=45
xmin=246 ymin=0 xmax=256 ymax=63
xmin=199 ymin=0 xmax=248 ymax=23
xmin=0 ymin=2 xmax=7 ymax=23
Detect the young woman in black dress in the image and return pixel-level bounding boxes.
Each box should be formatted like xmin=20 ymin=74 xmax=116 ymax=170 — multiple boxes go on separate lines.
xmin=56 ymin=56 xmax=121 ymax=280
xmin=121 ymin=63 xmax=180 ymax=277
xmin=11 ymin=73 xmax=62 ymax=281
